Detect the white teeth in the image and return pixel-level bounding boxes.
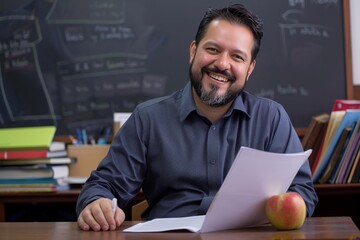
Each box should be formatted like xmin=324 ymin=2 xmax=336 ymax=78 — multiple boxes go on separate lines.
xmin=208 ymin=73 xmax=228 ymax=82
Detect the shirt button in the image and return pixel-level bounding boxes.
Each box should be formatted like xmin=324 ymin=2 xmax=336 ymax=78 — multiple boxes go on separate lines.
xmin=211 ymin=126 xmax=216 ymax=130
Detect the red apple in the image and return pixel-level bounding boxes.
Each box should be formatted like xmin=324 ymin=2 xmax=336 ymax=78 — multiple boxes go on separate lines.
xmin=265 ymin=192 xmax=306 ymax=230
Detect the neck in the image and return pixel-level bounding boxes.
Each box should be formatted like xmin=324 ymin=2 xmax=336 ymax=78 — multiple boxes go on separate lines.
xmin=192 ymin=88 xmax=233 ymax=123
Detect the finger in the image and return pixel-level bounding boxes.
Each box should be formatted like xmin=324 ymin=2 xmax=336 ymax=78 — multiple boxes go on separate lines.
xmin=92 ymin=202 xmax=111 ymax=231
xmin=77 ymin=215 xmax=90 ymax=231
xmin=114 ymin=207 xmax=126 ymax=228
xmin=99 ymin=200 xmax=117 ymax=230
xmin=78 ymin=207 xmax=101 ymax=231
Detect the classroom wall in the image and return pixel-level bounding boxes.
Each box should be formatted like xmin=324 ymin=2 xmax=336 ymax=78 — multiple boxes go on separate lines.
xmin=350 ymin=0 xmax=360 ymax=86
xmin=0 ymin=1 xmax=357 ymax=134
xmin=349 ymin=0 xmax=360 ymax=99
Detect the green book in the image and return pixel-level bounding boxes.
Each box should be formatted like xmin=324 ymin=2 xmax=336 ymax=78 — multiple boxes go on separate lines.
xmin=0 ymin=126 xmax=56 ymax=150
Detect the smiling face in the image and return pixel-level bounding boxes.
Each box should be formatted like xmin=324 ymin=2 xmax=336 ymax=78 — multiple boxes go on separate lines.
xmin=189 ymin=19 xmax=256 ymax=107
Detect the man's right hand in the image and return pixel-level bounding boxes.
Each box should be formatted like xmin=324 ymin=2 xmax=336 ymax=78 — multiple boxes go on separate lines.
xmin=77 ymin=198 xmax=125 ymax=231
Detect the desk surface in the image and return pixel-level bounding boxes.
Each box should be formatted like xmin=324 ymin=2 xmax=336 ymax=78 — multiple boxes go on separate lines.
xmin=0 ymin=217 xmax=359 ymax=240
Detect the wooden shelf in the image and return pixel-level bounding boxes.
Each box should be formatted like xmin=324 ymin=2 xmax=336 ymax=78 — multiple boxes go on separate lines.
xmin=314 ymin=183 xmax=360 ymax=195
xmin=313 ymin=183 xmax=360 ymax=229
xmin=0 ymin=184 xmax=359 ymax=228
xmin=0 ymin=189 xmax=143 ymax=222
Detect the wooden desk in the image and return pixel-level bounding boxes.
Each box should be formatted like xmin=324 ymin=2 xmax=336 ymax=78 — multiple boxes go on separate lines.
xmin=0 ymin=217 xmax=359 ymax=240
xmin=1 ymin=184 xmax=360 ymax=226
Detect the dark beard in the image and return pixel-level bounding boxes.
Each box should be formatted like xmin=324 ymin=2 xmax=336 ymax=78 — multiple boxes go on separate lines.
xmin=189 ymin=63 xmax=246 ymax=107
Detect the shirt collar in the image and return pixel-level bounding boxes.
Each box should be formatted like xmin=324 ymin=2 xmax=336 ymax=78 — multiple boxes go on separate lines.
xmin=228 ymin=92 xmax=250 ymax=117
xmin=179 ymin=82 xmax=250 ymax=121
xmin=179 ymin=82 xmax=197 ymax=121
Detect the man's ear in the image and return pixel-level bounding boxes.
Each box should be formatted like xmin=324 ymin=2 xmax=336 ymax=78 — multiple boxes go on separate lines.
xmin=189 ymin=41 xmax=197 ymax=64
xmin=246 ymin=60 xmax=256 ymax=81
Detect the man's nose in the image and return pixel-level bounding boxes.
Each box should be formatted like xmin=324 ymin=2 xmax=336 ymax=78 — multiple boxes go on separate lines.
xmin=214 ymin=52 xmax=231 ymax=71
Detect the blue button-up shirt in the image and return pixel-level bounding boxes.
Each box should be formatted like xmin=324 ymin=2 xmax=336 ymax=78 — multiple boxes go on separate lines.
xmin=76 ymin=82 xmax=318 ymax=219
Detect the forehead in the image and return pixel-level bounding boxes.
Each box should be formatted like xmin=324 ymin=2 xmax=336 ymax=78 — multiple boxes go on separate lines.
xmin=201 ymin=19 xmax=254 ymax=52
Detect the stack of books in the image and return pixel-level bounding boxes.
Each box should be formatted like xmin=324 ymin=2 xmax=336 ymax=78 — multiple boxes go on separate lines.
xmin=303 ymin=100 xmax=360 ymax=184
xmin=0 ymin=126 xmax=76 ymax=192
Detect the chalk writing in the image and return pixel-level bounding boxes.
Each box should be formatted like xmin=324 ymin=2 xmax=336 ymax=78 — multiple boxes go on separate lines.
xmin=63 ymin=25 xmax=135 ymax=43
xmin=46 ymin=0 xmax=126 ymax=24
xmin=253 ymin=85 xmax=309 ymax=99
xmin=0 ymin=16 xmax=41 ymax=52
xmin=280 ymin=7 xmax=332 ymax=60
xmin=280 ymin=23 xmax=330 ymax=38
xmin=0 ymin=15 xmax=55 ymax=124
xmin=57 ymin=54 xmax=147 ymax=80
xmin=288 ymin=0 xmax=305 ymax=9
xmin=288 ymin=0 xmax=339 ymax=8
xmin=254 ymin=88 xmax=275 ymax=99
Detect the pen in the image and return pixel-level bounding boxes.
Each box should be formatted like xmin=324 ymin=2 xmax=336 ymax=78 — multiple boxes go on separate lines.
xmin=69 ymin=135 xmax=79 ymax=145
xmin=76 ymin=129 xmax=83 ymax=145
xmin=112 ymin=198 xmax=117 ymax=217
xmin=82 ymin=129 xmax=88 ymax=145
xmin=98 ymin=127 xmax=111 ymax=145
xmin=89 ymin=135 xmax=96 ymax=145
xmin=103 ymin=127 xmax=111 ymax=143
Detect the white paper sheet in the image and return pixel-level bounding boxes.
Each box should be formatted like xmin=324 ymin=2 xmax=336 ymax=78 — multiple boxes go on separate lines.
xmin=124 ymin=147 xmax=311 ymax=233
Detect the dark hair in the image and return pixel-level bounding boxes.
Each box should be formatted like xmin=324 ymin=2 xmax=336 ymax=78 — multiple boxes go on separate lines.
xmin=195 ymin=4 xmax=263 ymax=61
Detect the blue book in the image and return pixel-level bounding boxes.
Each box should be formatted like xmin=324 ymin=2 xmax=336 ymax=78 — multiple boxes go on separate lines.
xmin=0 ymin=178 xmax=57 ymax=184
xmin=313 ymin=110 xmax=360 ymax=182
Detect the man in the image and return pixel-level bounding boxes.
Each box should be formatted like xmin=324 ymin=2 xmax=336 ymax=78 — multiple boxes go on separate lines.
xmin=77 ymin=4 xmax=318 ymax=231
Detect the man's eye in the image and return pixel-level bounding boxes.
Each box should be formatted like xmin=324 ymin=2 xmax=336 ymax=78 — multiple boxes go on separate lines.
xmin=207 ymin=48 xmax=218 ymax=53
xmin=234 ymin=55 xmax=244 ymax=61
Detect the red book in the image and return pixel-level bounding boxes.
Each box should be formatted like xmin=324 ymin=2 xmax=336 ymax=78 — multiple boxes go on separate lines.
xmin=0 ymin=149 xmax=67 ymax=160
xmin=331 ymin=99 xmax=360 ymax=111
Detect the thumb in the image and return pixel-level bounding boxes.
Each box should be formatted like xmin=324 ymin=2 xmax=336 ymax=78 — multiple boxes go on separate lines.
xmin=115 ymin=207 xmax=126 ymax=226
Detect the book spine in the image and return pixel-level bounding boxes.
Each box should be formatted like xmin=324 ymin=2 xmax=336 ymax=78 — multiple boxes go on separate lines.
xmin=332 ymin=100 xmax=360 ymax=111
xmin=0 ymin=150 xmax=48 ymax=160
xmin=335 ymin=129 xmax=360 ymax=183
xmin=350 ymin=151 xmax=360 ymax=183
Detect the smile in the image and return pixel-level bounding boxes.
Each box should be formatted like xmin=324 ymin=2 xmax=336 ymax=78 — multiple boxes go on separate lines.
xmin=208 ymin=72 xmax=229 ymax=83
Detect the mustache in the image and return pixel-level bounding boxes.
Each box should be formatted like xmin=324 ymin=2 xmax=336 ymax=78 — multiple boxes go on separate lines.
xmin=202 ymin=66 xmax=236 ymax=82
